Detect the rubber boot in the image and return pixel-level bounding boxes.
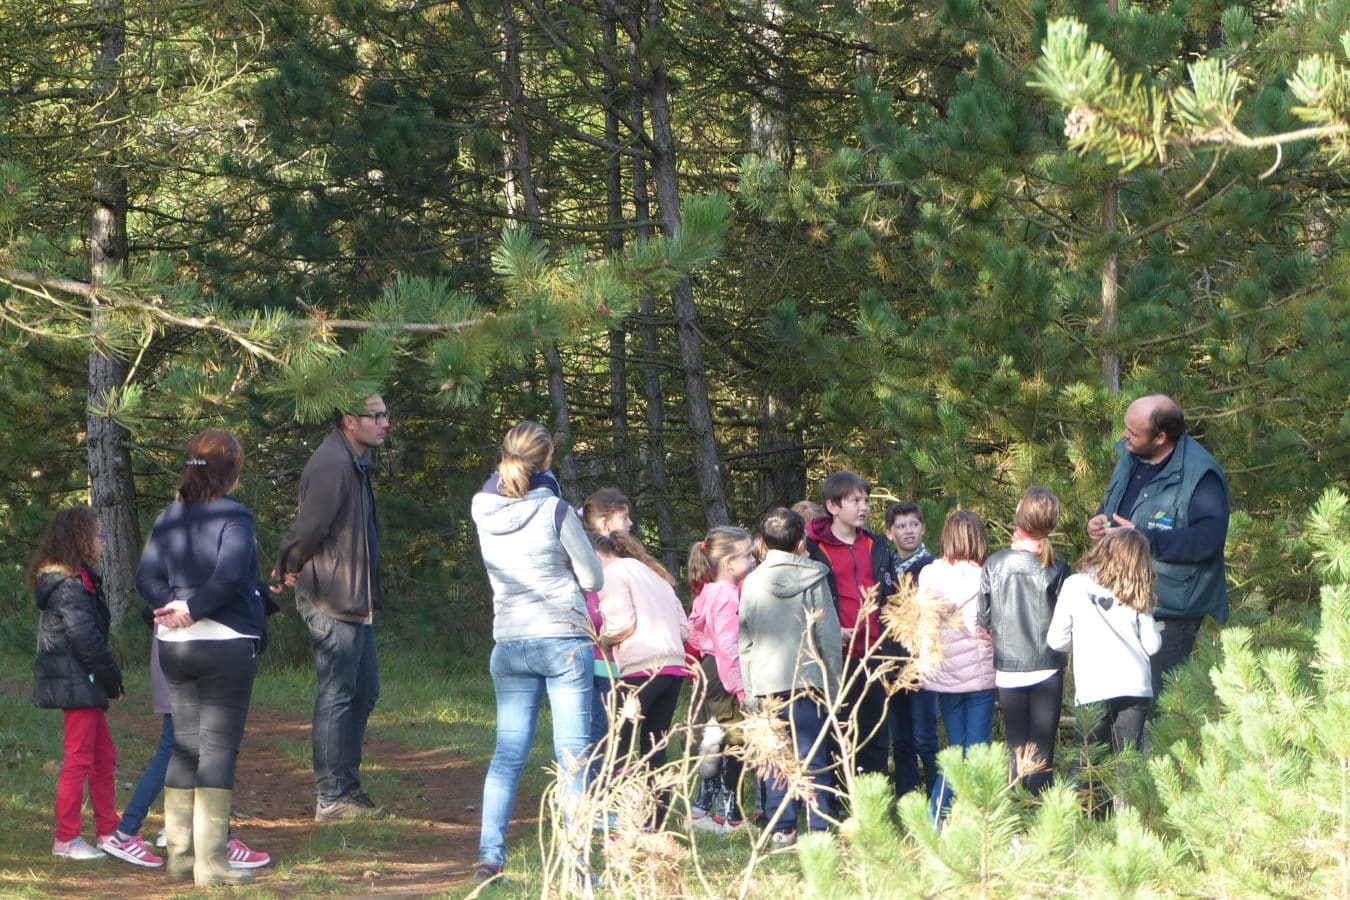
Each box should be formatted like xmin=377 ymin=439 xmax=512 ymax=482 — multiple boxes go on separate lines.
xmin=193 ymin=787 xmax=253 ymax=887
xmin=163 ymin=787 xmax=195 ymax=884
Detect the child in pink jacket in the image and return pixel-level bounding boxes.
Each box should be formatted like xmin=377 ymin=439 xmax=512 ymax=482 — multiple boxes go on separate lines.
xmin=686 ymin=526 xmax=757 ymax=832
xmin=595 ymin=532 xmax=689 ymax=829
xmin=916 ymin=510 xmax=993 ymax=822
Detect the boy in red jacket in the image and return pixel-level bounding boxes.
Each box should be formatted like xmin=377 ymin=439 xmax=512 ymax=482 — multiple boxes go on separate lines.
xmin=804 ymin=472 xmax=896 ymax=795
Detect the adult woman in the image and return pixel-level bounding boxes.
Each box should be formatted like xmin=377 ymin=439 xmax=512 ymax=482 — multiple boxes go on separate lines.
xmin=137 ymin=429 xmax=265 ymax=886
xmin=471 ymin=422 xmax=603 ymax=884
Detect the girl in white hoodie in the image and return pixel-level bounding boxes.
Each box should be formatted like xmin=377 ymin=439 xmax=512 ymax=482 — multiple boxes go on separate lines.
xmin=1047 ymin=528 xmax=1160 ymax=755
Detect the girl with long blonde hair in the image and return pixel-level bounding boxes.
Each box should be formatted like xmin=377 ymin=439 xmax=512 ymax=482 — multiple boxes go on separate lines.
xmin=1048 ymin=529 xmax=1161 ymax=756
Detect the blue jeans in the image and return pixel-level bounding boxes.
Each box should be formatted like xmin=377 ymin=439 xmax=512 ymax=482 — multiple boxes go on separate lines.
xmin=587 ymin=673 xmax=615 ymax=782
xmin=764 ymin=695 xmax=832 ymax=835
xmin=911 ymin=690 xmax=940 ymax=797
xmin=298 ymin=598 xmax=380 ymax=805
xmin=118 ymin=714 xmax=173 ymax=836
xmin=930 ymin=689 xmax=996 ymax=821
xmin=479 ymin=637 xmax=593 ymax=868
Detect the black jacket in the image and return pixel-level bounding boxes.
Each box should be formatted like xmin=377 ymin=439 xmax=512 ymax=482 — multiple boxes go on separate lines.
xmin=977 ymin=549 xmax=1069 ymax=673
xmin=33 ymin=569 xmax=122 ymax=710
xmin=277 ymin=431 xmax=382 ymax=622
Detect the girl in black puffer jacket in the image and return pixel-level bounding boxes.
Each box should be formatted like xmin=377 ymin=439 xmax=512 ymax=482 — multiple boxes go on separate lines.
xmin=32 ymin=506 xmax=123 ymax=861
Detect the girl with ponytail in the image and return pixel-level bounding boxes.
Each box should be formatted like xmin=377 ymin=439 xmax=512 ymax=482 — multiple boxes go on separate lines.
xmin=686 ymin=526 xmax=757 ymax=833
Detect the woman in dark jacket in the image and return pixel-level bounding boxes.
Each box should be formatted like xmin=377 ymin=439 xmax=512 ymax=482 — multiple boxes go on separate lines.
xmin=138 ymin=429 xmax=265 ymax=887
xmin=32 ymin=506 xmax=124 ymax=861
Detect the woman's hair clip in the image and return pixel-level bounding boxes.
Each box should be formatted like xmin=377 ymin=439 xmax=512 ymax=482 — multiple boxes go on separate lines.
xmin=186 ymin=458 xmax=209 ymax=467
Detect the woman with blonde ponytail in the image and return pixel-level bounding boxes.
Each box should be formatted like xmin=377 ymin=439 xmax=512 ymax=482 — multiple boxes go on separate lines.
xmin=471 ymin=422 xmax=603 ymax=883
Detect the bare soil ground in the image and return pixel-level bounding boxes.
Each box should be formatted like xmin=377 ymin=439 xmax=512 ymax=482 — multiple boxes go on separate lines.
xmin=16 ymin=693 xmax=530 ymax=898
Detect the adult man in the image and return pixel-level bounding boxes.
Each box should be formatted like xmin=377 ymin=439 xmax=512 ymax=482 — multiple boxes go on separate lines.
xmin=1087 ymin=394 xmax=1229 ymax=698
xmin=278 ymin=395 xmax=390 ymax=821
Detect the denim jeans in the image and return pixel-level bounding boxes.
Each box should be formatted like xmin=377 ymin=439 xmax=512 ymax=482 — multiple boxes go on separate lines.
xmin=118 ymin=714 xmax=173 ymax=836
xmin=479 ymin=637 xmax=593 ymax=868
xmin=929 ymin=688 xmax=996 ymax=821
xmin=160 ymin=638 xmax=257 ymax=790
xmin=836 ymin=657 xmax=890 ymax=784
xmin=587 ymin=673 xmax=614 ymax=783
xmin=911 ymin=690 xmax=940 ymax=797
xmin=298 ymin=598 xmax=380 ymax=805
xmin=764 ymin=694 xmax=832 ymax=835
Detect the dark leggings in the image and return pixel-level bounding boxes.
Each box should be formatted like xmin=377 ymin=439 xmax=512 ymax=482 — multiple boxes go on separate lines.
xmin=998 ymin=670 xmax=1063 ymax=796
xmin=617 ymin=674 xmax=684 ymax=827
xmin=159 ymin=638 xmax=257 ymax=790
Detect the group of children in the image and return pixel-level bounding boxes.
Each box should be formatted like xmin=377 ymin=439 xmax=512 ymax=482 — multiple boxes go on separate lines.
xmin=577 ymin=473 xmax=1163 ymax=841
xmin=42 ymin=469 xmax=1160 ymax=861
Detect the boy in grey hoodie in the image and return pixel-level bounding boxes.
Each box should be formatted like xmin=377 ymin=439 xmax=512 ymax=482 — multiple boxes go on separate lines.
xmin=738 ymin=508 xmax=843 ymax=844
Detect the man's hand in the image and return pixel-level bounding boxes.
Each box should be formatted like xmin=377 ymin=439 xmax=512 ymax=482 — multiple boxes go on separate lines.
xmin=1086 ymin=513 xmax=1111 ymax=542
xmin=269 ymin=567 xmax=297 ymax=591
xmin=1110 ymin=514 xmax=1136 ymax=531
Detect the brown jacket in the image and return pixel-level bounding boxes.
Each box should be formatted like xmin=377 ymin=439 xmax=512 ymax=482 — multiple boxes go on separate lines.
xmin=278 ymin=431 xmax=382 ymax=622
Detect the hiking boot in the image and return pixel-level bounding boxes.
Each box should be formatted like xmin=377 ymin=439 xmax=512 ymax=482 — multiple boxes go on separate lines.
xmin=99 ymin=832 xmax=164 ymax=868
xmin=473 ymin=861 xmax=505 ymax=885
xmin=52 ymin=836 xmax=105 ymax=860
xmin=769 ymin=829 xmax=797 ymax=848
xmin=315 ymin=795 xmax=389 ymax=822
xmin=347 ymin=791 xmax=391 ymax=818
xmin=226 ymin=837 xmax=271 ymax=868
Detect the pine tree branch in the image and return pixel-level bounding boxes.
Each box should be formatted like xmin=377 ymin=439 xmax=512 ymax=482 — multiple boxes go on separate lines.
xmin=0 ymin=268 xmax=493 ymax=345
xmin=1121 ymin=177 xmax=1240 ymax=246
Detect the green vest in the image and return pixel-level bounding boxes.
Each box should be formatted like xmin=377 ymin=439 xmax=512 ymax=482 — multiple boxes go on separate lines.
xmin=1101 ymin=434 xmax=1229 ymax=623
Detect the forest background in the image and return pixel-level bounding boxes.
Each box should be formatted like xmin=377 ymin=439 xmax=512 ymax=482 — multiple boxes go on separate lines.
xmin=0 ymin=0 xmax=1345 ymax=657
xmin=0 ymin=0 xmax=1348 ymax=895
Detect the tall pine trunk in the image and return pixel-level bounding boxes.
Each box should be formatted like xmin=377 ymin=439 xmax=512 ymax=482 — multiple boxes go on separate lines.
xmin=88 ymin=0 xmax=139 ymax=624
xmin=628 ymin=22 xmax=678 ymax=571
xmin=749 ymin=0 xmax=805 ymax=509
xmin=1099 ymin=0 xmax=1121 ymax=395
xmin=603 ymin=12 xmax=632 ymax=495
xmin=641 ymin=0 xmax=729 ymax=529
xmin=499 ymin=0 xmax=578 ymax=499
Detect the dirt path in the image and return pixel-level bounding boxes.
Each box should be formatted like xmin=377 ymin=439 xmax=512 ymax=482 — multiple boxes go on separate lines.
xmin=20 ymin=689 xmax=530 ymax=898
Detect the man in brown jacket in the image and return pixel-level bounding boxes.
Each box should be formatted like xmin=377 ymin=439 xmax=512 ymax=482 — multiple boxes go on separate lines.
xmin=278 ymin=395 xmax=390 ymax=821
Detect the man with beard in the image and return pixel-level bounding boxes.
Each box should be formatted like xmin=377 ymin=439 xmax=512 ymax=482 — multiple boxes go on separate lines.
xmin=1087 ymin=395 xmax=1230 ymax=699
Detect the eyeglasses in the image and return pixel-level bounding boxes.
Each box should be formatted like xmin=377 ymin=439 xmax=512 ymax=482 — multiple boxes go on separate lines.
xmin=357 ymin=411 xmax=391 ymax=423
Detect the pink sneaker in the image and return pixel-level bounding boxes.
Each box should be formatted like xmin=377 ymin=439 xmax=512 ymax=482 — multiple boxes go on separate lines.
xmin=99 ymin=832 xmax=164 ymax=868
xmin=226 ymin=837 xmax=271 ymax=869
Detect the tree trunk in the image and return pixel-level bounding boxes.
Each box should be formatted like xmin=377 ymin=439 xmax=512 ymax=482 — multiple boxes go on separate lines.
xmin=1100 ymin=0 xmax=1121 ymax=395
xmin=603 ymin=12 xmax=632 ymax=495
xmin=499 ymin=0 xmax=578 ymax=499
xmin=88 ymin=0 xmax=139 ymax=623
xmin=749 ymin=0 xmax=804 ymax=509
xmin=641 ymin=0 xmax=730 ymax=529
xmin=627 ymin=18 xmax=677 ymax=571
